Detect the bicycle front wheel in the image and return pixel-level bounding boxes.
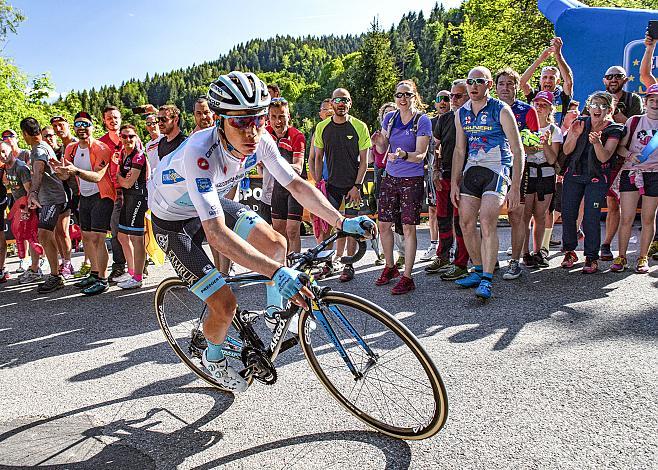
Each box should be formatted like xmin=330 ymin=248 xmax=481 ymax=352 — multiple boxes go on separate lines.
xmin=298 ymin=291 xmax=448 ymax=440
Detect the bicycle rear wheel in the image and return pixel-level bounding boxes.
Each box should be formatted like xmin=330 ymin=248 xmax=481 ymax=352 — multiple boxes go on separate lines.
xmin=154 ymin=277 xmax=246 ymax=389
xmin=298 ymin=291 xmax=447 ymax=440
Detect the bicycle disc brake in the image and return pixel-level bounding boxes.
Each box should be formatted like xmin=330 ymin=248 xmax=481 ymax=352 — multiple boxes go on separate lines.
xmin=241 ymin=346 xmax=277 ymax=385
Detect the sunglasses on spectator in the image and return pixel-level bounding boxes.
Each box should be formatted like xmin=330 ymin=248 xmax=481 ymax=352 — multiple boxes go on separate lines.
xmin=219 ymin=113 xmax=267 ymax=130
xmin=588 ymin=103 xmax=610 ymax=110
xmin=395 ymin=92 xmax=414 ymax=99
xmin=145 ymin=121 xmax=157 ymax=126
xmin=157 ymin=116 xmax=174 ymax=123
xmin=42 ymin=133 xmax=56 ymax=138
xmin=604 ymin=73 xmax=625 ymax=80
xmin=73 ymin=121 xmax=92 ymax=128
xmin=435 ymin=96 xmax=450 ymax=103
xmin=450 ymin=93 xmax=465 ymax=100
xmin=120 ymin=133 xmax=138 ymax=140
xmin=331 ymin=97 xmax=351 ymax=104
xmin=1 ymin=135 xmax=14 ymax=140
xmin=270 ymin=97 xmax=288 ymax=104
xmin=466 ymin=78 xmax=489 ymax=86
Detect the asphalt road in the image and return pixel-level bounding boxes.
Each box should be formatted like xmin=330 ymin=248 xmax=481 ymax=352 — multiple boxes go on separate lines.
xmin=0 ymin=224 xmax=656 ymax=469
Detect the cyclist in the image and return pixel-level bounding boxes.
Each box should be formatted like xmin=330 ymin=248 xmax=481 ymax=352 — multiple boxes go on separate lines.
xmin=148 ymin=71 xmax=374 ymax=393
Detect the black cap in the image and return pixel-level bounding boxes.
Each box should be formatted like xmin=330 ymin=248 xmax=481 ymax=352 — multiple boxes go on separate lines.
xmin=74 ymin=111 xmax=93 ymax=122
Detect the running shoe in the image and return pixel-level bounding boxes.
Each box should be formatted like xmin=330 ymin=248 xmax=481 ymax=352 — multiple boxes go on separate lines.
xmin=0 ymin=269 xmax=9 ymax=284
xmin=582 ymin=257 xmax=598 ymax=274
xmin=37 ymin=274 xmax=65 ymax=293
xmin=19 ymin=268 xmax=43 ymax=284
xmin=75 ymin=262 xmax=91 ymax=278
xmin=610 ymin=256 xmax=627 ymax=272
xmin=540 ymin=247 xmax=549 ymax=258
xmin=60 ymin=260 xmax=74 ymax=279
xmin=375 ymin=265 xmax=400 ymax=286
xmin=201 ymin=350 xmax=248 ymax=393
xmin=523 ymin=252 xmax=536 ymax=268
xmin=561 ymin=251 xmax=578 ymax=268
xmin=374 ymin=253 xmax=385 ymax=266
xmin=533 ymin=251 xmax=549 ymax=268
xmin=420 ymin=244 xmax=438 ymax=261
xmin=648 ymin=241 xmax=658 ymax=259
xmin=108 ymin=267 xmax=127 ymax=283
xmin=82 ymin=279 xmax=109 ymax=296
xmin=316 ymin=261 xmax=337 ymax=280
xmin=424 ymin=257 xmax=451 ymax=274
xmin=474 ymin=279 xmax=492 ymax=300
xmin=549 ymin=239 xmax=561 ymax=247
xmin=503 ymin=260 xmax=522 ymax=280
xmin=600 ymin=244 xmax=613 ymax=261
xmin=74 ymin=275 xmax=97 ymax=289
xmin=635 ymin=256 xmax=649 ymax=274
xmin=338 ymin=264 xmax=355 ymax=282
xmin=440 ymin=265 xmax=468 ymax=281
xmin=15 ymin=259 xmax=25 ymax=274
xmin=118 ymin=277 xmax=143 ymax=289
xmin=455 ymin=271 xmax=482 ymax=288
xmin=391 ymin=275 xmax=415 ymax=295
xmin=113 ymin=272 xmax=133 ymax=284
xmin=143 ymin=264 xmax=149 ymax=277
xmin=505 ymin=246 xmax=513 ymax=256
xmin=395 ymin=255 xmax=405 ymax=269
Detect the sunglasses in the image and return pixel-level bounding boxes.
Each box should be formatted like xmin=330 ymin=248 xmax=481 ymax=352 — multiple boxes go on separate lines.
xmin=157 ymin=116 xmax=174 ymax=123
xmin=270 ymin=97 xmax=288 ymax=104
xmin=1 ymin=135 xmax=14 ymax=140
xmin=466 ymin=78 xmax=490 ymax=86
xmin=395 ymin=92 xmax=414 ymax=99
xmin=42 ymin=133 xmax=56 ymax=138
xmin=588 ymin=103 xmax=610 ymax=110
xmin=450 ymin=93 xmax=465 ymax=100
xmin=435 ymin=95 xmax=450 ymax=103
xmin=604 ymin=73 xmax=625 ymax=80
xmin=331 ymin=97 xmax=351 ymax=104
xmin=74 ymin=121 xmax=92 ymax=128
xmin=120 ymin=134 xmax=137 ymax=140
xmin=145 ymin=121 xmax=157 ymax=126
xmin=219 ymin=113 xmax=267 ymax=130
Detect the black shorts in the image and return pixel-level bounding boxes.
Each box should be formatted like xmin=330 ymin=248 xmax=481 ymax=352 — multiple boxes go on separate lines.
xmin=38 ymin=203 xmax=66 ymax=231
xmin=79 ymin=193 xmax=114 ymax=233
xmin=152 ymin=198 xmax=264 ymax=301
xmin=460 ymin=166 xmax=509 ymax=199
xmin=526 ymin=174 xmax=556 ymax=201
xmin=259 ymin=200 xmax=272 ymax=224
xmin=619 ymin=170 xmax=658 ymax=197
xmin=118 ymin=192 xmax=148 ymax=235
xmin=326 ymin=184 xmax=352 ymax=213
xmin=271 ymin=184 xmax=303 ymax=221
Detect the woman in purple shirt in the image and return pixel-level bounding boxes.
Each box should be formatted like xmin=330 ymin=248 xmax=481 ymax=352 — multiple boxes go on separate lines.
xmin=372 ymin=80 xmax=432 ymax=294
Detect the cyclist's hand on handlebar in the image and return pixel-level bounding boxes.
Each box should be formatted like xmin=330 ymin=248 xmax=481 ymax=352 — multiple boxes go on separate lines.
xmin=342 ymin=215 xmax=377 ymax=239
xmin=272 ymin=266 xmax=314 ymax=310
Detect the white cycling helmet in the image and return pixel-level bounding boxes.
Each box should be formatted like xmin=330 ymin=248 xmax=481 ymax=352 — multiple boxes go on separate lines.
xmin=207 ymin=71 xmax=271 ymax=114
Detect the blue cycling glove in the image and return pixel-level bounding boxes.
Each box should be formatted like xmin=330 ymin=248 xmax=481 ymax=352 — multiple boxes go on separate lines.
xmin=342 ymin=216 xmax=374 ymax=236
xmin=272 ymin=266 xmax=306 ymax=299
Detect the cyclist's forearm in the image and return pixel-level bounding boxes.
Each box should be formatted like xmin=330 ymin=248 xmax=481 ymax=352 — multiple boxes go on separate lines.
xmin=203 ymin=218 xmax=281 ymax=278
xmin=287 ymin=177 xmax=342 ymax=228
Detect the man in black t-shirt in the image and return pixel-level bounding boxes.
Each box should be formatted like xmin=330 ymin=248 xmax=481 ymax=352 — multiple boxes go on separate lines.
xmin=426 ymin=80 xmax=470 ymax=281
xmin=157 ymin=104 xmax=186 ymax=158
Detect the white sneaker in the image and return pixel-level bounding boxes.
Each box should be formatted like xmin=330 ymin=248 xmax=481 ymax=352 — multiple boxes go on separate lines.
xmin=113 ymin=272 xmax=132 ymax=283
xmin=201 ymin=350 xmax=248 ymax=393
xmin=420 ymin=244 xmax=438 ymax=261
xmin=19 ymin=268 xmax=43 ymax=284
xmin=506 ymin=246 xmax=513 ymax=256
xmin=118 ymin=277 xmax=142 ymax=289
xmin=15 ymin=259 xmax=25 ymax=274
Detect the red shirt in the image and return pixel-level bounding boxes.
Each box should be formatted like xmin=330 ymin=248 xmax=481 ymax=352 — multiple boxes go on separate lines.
xmin=99 ymin=133 xmax=123 ymax=189
xmin=266 ymin=125 xmax=306 ymax=178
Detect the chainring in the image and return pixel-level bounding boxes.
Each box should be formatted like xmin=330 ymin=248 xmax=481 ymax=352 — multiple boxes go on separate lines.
xmin=241 ymin=346 xmax=277 ymax=385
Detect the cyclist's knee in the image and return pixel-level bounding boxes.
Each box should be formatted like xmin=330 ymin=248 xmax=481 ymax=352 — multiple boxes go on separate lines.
xmin=206 ymin=284 xmax=237 ymax=317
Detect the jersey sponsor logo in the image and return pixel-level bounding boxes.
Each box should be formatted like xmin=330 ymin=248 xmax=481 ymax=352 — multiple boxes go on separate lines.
xmin=244 ymin=154 xmax=257 ymax=169
xmin=155 ymin=233 xmax=169 ymax=251
xmin=162 ymin=169 xmax=185 ymax=184
xmin=196 ymin=177 xmax=213 ymax=193
xmin=480 ymin=112 xmax=488 ymax=124
xmin=347 ymin=135 xmax=354 ymax=140
xmin=197 ymin=158 xmax=210 ymax=170
xmin=167 ymin=250 xmax=198 ymax=285
xmin=202 ymin=264 xmax=214 ymax=274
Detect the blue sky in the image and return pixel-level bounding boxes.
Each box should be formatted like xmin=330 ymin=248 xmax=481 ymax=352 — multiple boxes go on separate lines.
xmin=3 ymin=0 xmax=460 ymax=96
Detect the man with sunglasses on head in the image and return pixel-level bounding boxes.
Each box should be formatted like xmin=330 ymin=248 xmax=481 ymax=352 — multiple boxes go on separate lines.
xmin=450 ymin=67 xmax=525 ymax=300
xmin=313 ymin=88 xmax=371 ymax=282
xmin=520 ymin=37 xmax=574 ymax=126
xmin=1 ymin=129 xmax=30 ymax=165
xmin=55 ymin=112 xmax=115 ymax=296
xmin=148 ymin=72 xmax=374 ymax=393
xmin=426 ymin=80 xmax=470 ymax=281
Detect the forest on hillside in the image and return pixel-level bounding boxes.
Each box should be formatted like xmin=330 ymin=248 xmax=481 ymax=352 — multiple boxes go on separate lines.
xmin=1 ymin=0 xmax=655 ymax=140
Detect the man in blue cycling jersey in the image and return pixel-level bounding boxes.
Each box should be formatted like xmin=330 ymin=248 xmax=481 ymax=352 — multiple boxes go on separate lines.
xmin=148 ymin=71 xmax=374 ymax=393
xmin=450 ymin=66 xmax=525 ymax=300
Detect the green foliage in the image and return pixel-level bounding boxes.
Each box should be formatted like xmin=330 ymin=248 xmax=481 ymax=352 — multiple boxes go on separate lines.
xmin=0 ymin=0 xmax=23 ymax=43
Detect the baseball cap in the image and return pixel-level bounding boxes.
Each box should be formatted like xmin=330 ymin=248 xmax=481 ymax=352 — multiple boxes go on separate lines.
xmin=646 ymin=84 xmax=658 ymax=96
xmin=50 ymin=115 xmax=68 ymax=124
xmin=74 ymin=111 xmax=93 ymax=123
xmin=533 ymin=91 xmax=555 ymax=105
xmin=1 ymin=129 xmax=17 ymax=138
xmin=604 ymin=66 xmax=626 ymax=76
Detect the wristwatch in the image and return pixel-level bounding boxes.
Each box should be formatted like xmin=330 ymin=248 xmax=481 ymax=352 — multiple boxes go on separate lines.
xmin=400 ymin=150 xmax=409 ymax=160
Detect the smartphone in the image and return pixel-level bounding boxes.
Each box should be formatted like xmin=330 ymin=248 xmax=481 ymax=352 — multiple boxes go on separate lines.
xmin=131 ymin=105 xmax=149 ymax=115
xmin=649 ymin=20 xmax=658 ymax=40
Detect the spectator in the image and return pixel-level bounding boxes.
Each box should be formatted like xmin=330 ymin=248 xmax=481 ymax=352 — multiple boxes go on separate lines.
xmin=373 ymin=79 xmax=431 ymax=294
xmin=99 ymin=105 xmax=127 ymax=283
xmin=1 ymin=129 xmax=30 ymax=164
xmin=115 ymin=124 xmax=148 ymax=288
xmin=425 ymin=80 xmax=470 ymax=281
xmin=21 ymin=117 xmax=68 ymax=293
xmin=520 ymin=37 xmax=574 ymax=126
xmin=144 ymin=114 xmax=160 ymax=141
xmin=267 ymin=98 xmax=306 ymax=254
xmin=313 ymin=88 xmax=370 ymax=281
xmin=57 ymin=112 xmax=115 ymax=296
xmin=610 ymin=84 xmax=658 ymax=273
xmin=560 ymin=91 xmax=624 ymax=273
xmin=640 ymin=33 xmax=657 ymax=89
xmin=308 ymin=98 xmax=335 ymax=244
xmin=192 ymin=97 xmax=215 ymax=133
xmin=267 ymin=84 xmax=281 ymax=99
xmin=0 ymin=142 xmax=10 ymax=283
xmin=599 ymin=66 xmax=645 ymax=261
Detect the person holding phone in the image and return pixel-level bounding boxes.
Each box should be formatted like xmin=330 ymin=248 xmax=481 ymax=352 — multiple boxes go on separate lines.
xmin=640 ymin=23 xmax=658 ymax=89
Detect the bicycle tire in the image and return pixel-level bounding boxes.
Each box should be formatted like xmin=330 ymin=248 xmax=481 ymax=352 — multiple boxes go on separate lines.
xmin=298 ymin=291 xmax=448 ymax=440
xmin=154 ymin=277 xmax=249 ymax=390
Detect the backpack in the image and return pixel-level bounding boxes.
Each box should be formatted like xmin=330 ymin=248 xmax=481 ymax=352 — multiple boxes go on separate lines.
xmin=386 ymin=110 xmax=422 ymax=138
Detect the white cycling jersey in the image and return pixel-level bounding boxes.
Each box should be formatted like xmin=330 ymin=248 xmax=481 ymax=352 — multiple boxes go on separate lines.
xmin=148 ymin=126 xmax=296 ymax=222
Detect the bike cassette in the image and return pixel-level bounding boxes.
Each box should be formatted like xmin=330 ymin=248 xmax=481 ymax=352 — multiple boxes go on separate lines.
xmin=241 ymin=346 xmax=277 ymax=385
